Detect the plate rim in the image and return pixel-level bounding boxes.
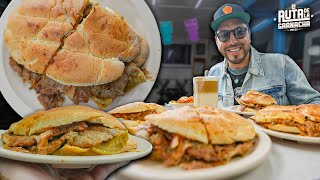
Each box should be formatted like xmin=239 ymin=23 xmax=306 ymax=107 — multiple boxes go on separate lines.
xmin=0 ymin=0 xmax=161 ymax=117
xmin=223 ymin=105 xmax=255 ymax=116
xmin=253 ymin=124 xmax=320 ymax=144
xmin=114 ymin=130 xmax=272 ymax=180
xmin=0 ymin=130 xmax=153 ymax=165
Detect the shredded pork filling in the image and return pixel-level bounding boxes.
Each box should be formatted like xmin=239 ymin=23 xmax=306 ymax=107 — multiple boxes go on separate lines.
xmin=9 ymin=58 xmax=142 ymax=110
xmin=239 ymin=104 xmax=265 ymax=111
xmin=256 ymin=118 xmax=320 ymax=137
xmin=147 ymin=126 xmax=257 ymax=170
xmin=1 ymin=122 xmax=120 ymax=154
xmin=305 ymin=120 xmax=320 ymax=137
xmin=112 ymin=109 xmax=158 ymax=121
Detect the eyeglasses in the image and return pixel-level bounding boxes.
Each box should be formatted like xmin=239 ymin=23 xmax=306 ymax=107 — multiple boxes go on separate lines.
xmin=216 ymin=27 xmax=248 ymax=42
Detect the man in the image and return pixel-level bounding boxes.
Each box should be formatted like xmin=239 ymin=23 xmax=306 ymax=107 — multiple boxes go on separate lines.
xmin=208 ymin=3 xmax=320 ymax=107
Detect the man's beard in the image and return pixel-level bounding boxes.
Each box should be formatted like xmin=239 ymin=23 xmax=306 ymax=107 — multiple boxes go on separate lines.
xmin=224 ymin=43 xmax=250 ymax=64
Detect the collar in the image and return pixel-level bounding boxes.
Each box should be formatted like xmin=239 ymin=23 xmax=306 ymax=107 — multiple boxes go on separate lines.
xmin=222 ymin=46 xmax=264 ymax=77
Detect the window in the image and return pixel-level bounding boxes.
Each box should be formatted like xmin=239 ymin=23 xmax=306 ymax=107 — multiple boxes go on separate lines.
xmin=162 ymin=44 xmax=191 ymax=64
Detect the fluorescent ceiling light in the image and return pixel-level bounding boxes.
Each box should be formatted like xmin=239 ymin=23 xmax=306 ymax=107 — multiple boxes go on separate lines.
xmin=152 ymin=0 xmax=156 ymax=5
xmin=195 ymin=0 xmax=203 ymax=8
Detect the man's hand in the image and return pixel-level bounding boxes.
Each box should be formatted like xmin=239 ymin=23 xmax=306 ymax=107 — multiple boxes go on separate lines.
xmin=0 ymin=158 xmax=129 ymax=180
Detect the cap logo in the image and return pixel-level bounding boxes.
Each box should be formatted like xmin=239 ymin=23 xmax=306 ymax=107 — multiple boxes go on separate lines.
xmin=223 ymin=6 xmax=232 ymax=14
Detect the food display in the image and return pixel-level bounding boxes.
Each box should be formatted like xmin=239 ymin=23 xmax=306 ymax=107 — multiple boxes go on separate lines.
xmin=237 ymin=90 xmax=277 ymax=112
xmin=108 ymin=102 xmax=166 ymax=135
xmin=1 ymin=105 xmax=137 ymax=155
xmin=136 ymin=106 xmax=257 ymax=170
xmin=4 ymin=0 xmax=149 ymax=110
xmin=251 ymin=104 xmax=320 ymax=137
xmin=170 ymin=96 xmax=194 ymax=104
xmin=168 ymin=96 xmax=194 ymax=109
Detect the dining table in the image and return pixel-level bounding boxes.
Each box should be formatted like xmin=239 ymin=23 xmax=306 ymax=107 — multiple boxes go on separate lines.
xmin=110 ymin=136 xmax=320 ymax=180
xmin=234 ymin=136 xmax=320 ymax=180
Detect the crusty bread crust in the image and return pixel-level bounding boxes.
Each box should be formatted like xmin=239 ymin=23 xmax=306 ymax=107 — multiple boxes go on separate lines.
xmin=145 ymin=106 xmax=256 ymax=145
xmin=109 ymin=102 xmax=166 ymax=115
xmin=81 ymin=5 xmax=140 ymax=62
xmin=266 ymin=124 xmax=301 ymax=134
xmin=253 ymin=110 xmax=305 ymax=124
xmin=297 ymin=104 xmax=320 ymax=122
xmin=4 ymin=0 xmax=89 ymax=74
xmin=8 ymin=105 xmax=125 ymax=136
xmin=237 ymin=106 xmax=257 ymax=113
xmin=109 ymin=102 xmax=154 ymax=114
xmin=132 ymin=36 xmax=150 ymax=67
xmin=148 ymin=103 xmax=166 ymax=113
xmin=198 ymin=107 xmax=256 ymax=145
xmin=239 ymin=90 xmax=277 ymax=107
xmin=261 ymin=105 xmax=297 ymax=112
xmin=5 ymin=1 xmax=144 ymax=86
xmin=46 ymin=50 xmax=125 ymax=86
xmin=145 ymin=107 xmax=209 ymax=144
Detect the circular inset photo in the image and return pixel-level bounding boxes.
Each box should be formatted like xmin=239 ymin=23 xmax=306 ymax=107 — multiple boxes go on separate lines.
xmin=0 ymin=0 xmax=161 ymax=116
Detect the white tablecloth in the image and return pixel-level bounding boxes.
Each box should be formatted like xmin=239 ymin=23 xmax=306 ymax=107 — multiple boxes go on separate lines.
xmin=234 ymin=137 xmax=320 ymax=180
xmin=110 ymin=136 xmax=320 ymax=180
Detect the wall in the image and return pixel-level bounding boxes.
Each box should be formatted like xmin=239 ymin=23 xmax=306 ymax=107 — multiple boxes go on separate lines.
xmin=146 ymin=37 xmax=221 ymax=104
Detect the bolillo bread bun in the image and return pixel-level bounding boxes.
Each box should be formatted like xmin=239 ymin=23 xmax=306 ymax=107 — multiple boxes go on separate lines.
xmin=145 ymin=106 xmax=208 ymax=144
xmin=237 ymin=106 xmax=256 ymax=113
xmin=3 ymin=105 xmax=134 ymax=155
xmin=253 ymin=110 xmax=305 ymax=125
xmin=251 ymin=104 xmax=320 ymax=136
xmin=297 ymin=104 xmax=320 ymax=122
xmin=9 ymin=105 xmax=125 ymax=136
xmin=266 ymin=124 xmax=301 ymax=134
xmin=238 ymin=90 xmax=277 ymax=109
xmin=145 ymin=106 xmax=256 ymax=145
xmin=5 ymin=1 xmax=142 ymax=86
xmin=251 ymin=108 xmax=305 ymax=134
xmin=45 ymin=4 xmax=140 ymax=86
xmin=260 ymin=105 xmax=297 ymax=112
xmin=4 ymin=0 xmax=90 ymax=74
xmin=140 ymin=106 xmax=257 ymax=169
xmin=132 ymin=36 xmax=150 ymax=67
xmin=197 ymin=107 xmax=256 ymax=144
xmin=109 ymin=102 xmax=153 ymax=114
xmin=108 ymin=102 xmax=166 ymax=135
xmin=46 ymin=50 xmax=125 ymax=86
xmin=109 ymin=102 xmax=165 ymax=114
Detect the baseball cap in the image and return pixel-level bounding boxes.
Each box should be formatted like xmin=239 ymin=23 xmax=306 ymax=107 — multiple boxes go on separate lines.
xmin=211 ymin=3 xmax=250 ymax=32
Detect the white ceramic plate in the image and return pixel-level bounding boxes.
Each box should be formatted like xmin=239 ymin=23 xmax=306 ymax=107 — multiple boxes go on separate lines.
xmin=165 ymin=102 xmax=194 ymax=110
xmin=252 ymin=124 xmax=320 ymax=144
xmin=0 ymin=130 xmax=152 ymax=168
xmin=223 ymin=105 xmax=255 ymax=116
xmin=0 ymin=0 xmax=161 ymax=117
xmin=111 ymin=130 xmax=271 ymax=180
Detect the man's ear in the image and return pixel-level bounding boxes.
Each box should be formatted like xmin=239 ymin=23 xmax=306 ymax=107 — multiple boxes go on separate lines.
xmin=246 ymin=24 xmax=251 ymax=33
xmin=214 ymin=35 xmax=218 ymax=42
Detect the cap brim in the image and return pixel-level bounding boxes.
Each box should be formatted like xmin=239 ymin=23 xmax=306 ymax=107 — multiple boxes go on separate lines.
xmin=211 ymin=12 xmax=250 ymax=32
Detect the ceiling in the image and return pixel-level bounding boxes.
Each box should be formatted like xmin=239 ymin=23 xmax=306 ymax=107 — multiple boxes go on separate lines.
xmin=144 ymin=0 xmax=320 ymax=44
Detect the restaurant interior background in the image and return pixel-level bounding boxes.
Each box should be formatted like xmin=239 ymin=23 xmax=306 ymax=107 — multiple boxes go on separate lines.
xmin=0 ymin=0 xmax=320 ymax=129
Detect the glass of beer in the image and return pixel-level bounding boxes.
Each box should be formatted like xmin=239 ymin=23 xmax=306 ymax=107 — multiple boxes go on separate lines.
xmin=193 ymin=76 xmax=219 ymax=108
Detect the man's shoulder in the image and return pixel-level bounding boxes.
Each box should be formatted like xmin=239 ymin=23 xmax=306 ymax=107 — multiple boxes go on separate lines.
xmin=210 ymin=61 xmax=224 ymax=70
xmin=254 ymin=49 xmax=298 ymax=72
xmin=258 ymin=51 xmax=288 ymax=62
xmin=208 ymin=61 xmax=224 ymax=76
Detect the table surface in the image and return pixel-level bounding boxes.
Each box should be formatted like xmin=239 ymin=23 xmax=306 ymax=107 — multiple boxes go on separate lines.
xmin=110 ymin=136 xmax=320 ymax=180
xmin=234 ymin=137 xmax=320 ymax=180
